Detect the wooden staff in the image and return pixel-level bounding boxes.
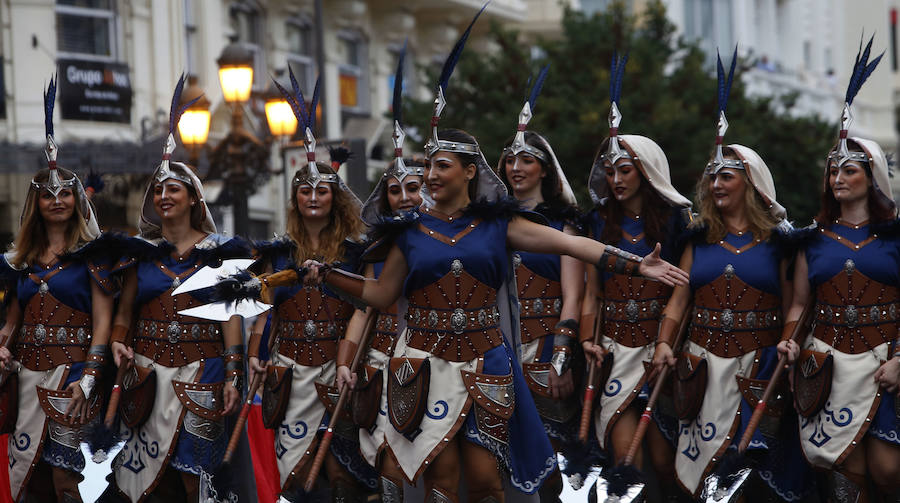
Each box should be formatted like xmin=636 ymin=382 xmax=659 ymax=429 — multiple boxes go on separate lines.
xmin=303 ymin=311 xmax=378 ymax=492
xmin=104 ymin=362 xmax=130 ymax=428
xmin=223 ymin=371 xmax=264 ymax=463
xmin=736 ymin=298 xmax=814 ymax=452
xmin=578 ymin=312 xmax=604 ymax=442
xmin=623 ymin=304 xmax=693 ymax=466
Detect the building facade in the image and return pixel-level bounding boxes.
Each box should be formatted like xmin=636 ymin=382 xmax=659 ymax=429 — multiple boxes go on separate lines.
xmin=0 ymin=0 xmax=525 ymax=242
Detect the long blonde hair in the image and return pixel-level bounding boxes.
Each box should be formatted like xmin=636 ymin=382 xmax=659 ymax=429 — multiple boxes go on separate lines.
xmin=286 ymin=163 xmax=364 ymax=263
xmin=12 ymin=168 xmax=95 ymax=266
xmin=692 ymin=151 xmax=780 ymax=244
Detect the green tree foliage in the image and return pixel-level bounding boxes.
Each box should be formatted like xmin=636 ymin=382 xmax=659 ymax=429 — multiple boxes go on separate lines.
xmin=405 ymin=0 xmax=834 ymax=224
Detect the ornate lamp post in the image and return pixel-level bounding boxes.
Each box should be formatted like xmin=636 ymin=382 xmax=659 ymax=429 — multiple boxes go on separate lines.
xmin=176 ymin=76 xmax=211 ymax=168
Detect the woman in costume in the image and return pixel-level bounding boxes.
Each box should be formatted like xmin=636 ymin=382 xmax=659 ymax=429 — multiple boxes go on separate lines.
xmin=333 ymin=47 xmax=425 ymax=502
xmin=778 ymin=38 xmax=900 ymax=500
xmin=580 ymin=55 xmax=692 ymax=498
xmin=107 ymin=77 xmax=247 ymax=502
xmin=651 ymin=51 xmax=809 ymax=501
xmin=247 ymin=73 xmax=376 ymax=500
xmin=0 ymin=78 xmax=113 ymax=503
xmin=302 ymin=9 xmax=688 ymax=500
xmin=495 ymin=66 xmax=585 ymax=499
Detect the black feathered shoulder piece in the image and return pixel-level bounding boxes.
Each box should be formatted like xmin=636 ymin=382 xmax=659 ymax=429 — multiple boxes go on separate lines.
xmin=534 ymin=201 xmax=584 ymax=233
xmin=369 ymin=209 xmax=420 ymax=240
xmin=59 ymin=232 xmax=132 ymax=265
xmin=871 ymin=217 xmax=900 ymax=238
xmin=194 ymin=235 xmax=252 ymax=265
xmin=253 ymin=235 xmax=296 ymax=263
xmin=464 ymin=196 xmax=548 ymax=225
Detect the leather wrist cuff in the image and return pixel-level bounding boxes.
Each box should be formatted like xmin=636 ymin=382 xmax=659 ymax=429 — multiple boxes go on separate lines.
xmin=598 ymin=245 xmax=643 ymax=277
xmin=657 ymin=316 xmax=679 ymax=347
xmin=110 ymin=324 xmax=129 ymax=345
xmin=337 ymin=339 xmax=358 ymax=369
xmin=248 ymin=332 xmax=262 ymax=359
xmin=579 ymin=312 xmax=597 ymax=344
xmin=555 ymin=318 xmax=579 ymax=332
xmin=781 ymin=320 xmax=798 ymax=342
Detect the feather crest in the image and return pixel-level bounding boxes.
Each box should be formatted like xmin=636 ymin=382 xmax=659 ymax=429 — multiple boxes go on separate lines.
xmin=609 ymin=51 xmax=628 ymax=105
xmin=328 ymin=145 xmax=352 ymax=166
xmin=168 ymin=73 xmax=202 ymax=136
xmin=44 ymin=76 xmax=56 ymax=138
xmin=845 ymin=33 xmax=884 ymax=105
xmin=438 ymin=1 xmax=491 ymax=93
xmin=527 ymin=64 xmax=550 ymax=111
xmin=272 ymin=76 xmax=303 ymax=128
xmin=393 ymin=40 xmax=407 ymax=125
xmin=716 ymin=46 xmax=738 ymax=114
xmin=286 ymin=66 xmax=309 ymax=129
xmin=309 ymin=75 xmax=321 ymax=134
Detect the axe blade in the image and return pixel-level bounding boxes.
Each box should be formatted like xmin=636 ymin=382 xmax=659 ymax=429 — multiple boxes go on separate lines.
xmin=172 ymin=259 xmax=258 ymax=296
xmin=701 ymin=467 xmax=751 ymax=503
xmin=178 ymin=299 xmax=271 ymax=321
xmin=595 ymin=477 xmax=644 ymax=503
xmin=558 ymin=452 xmax=604 ymax=501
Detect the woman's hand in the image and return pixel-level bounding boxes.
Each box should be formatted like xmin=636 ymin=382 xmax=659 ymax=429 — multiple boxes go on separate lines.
xmin=548 ymin=368 xmax=574 ymax=399
xmin=249 ymin=356 xmax=267 ymax=385
xmin=301 ymin=260 xmax=329 ymax=288
xmin=0 ymin=346 xmax=12 ymax=368
xmin=581 ymin=341 xmax=606 ymax=368
xmin=639 ymin=243 xmax=690 ymax=287
xmin=777 ymin=339 xmax=800 ymax=364
xmin=336 ymin=365 xmax=358 ymax=390
xmin=64 ymin=380 xmax=88 ymax=425
xmin=222 ymin=382 xmax=240 ymax=416
xmin=874 ymin=357 xmax=900 ymax=394
xmin=111 ymin=341 xmax=133 ymax=368
xmin=652 ymin=342 xmax=676 ymax=376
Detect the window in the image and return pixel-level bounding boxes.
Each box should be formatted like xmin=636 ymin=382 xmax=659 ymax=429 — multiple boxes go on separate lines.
xmin=683 ymin=0 xmax=732 ymax=66
xmin=229 ymin=1 xmax=264 ymax=88
xmin=338 ymin=31 xmax=368 ymax=113
xmin=56 ymin=0 xmax=118 ymax=61
xmin=286 ymin=18 xmax=316 ymax=94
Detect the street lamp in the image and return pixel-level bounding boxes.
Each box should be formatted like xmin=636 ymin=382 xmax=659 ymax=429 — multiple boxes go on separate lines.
xmin=177 ymin=76 xmax=211 ymax=167
xmin=264 ymin=96 xmax=298 ymax=138
xmin=217 ymin=40 xmax=255 ymax=105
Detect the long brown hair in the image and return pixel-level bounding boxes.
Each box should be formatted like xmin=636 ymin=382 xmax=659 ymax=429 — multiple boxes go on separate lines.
xmin=598 ymin=175 xmax=669 ymax=247
xmin=815 ymin=140 xmax=895 ymax=227
xmin=286 ymin=162 xmax=364 ymax=263
xmin=692 ymin=149 xmax=780 ymax=243
xmin=12 ymin=168 xmax=94 ymax=266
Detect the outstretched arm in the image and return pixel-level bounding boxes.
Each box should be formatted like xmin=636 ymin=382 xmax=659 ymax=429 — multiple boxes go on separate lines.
xmin=507 ymin=216 xmax=689 ymax=287
xmin=303 ymin=244 xmax=408 ymax=311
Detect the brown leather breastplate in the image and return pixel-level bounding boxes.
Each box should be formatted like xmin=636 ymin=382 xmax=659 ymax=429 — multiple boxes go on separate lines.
xmin=371 ymin=304 xmax=398 ymax=355
xmin=135 ymin=288 xmax=223 ymax=367
xmin=405 ymin=259 xmax=504 ymax=362
xmin=17 ymin=269 xmax=91 ymax=370
xmin=690 ymin=265 xmax=781 ymax=357
xmin=514 ymin=257 xmax=562 ymax=344
xmin=602 ymin=275 xmax=671 ymax=347
xmin=813 ymin=259 xmax=899 ymax=354
xmin=273 ymin=289 xmax=353 ymax=366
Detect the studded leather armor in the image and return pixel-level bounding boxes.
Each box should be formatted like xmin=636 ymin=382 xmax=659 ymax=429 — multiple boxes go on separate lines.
xmin=371 ymin=305 xmax=399 ymax=355
xmin=813 ymin=258 xmax=899 ymax=354
xmin=405 ymin=259 xmax=504 ymax=362
xmin=512 ymin=253 xmax=563 ymax=344
xmin=689 ymin=263 xmax=782 ymax=358
xmin=602 ymin=274 xmax=671 ymax=347
xmin=273 ymin=289 xmax=353 ymax=366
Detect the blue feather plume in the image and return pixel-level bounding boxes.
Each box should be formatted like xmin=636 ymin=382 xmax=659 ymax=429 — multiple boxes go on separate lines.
xmin=845 ymin=33 xmax=884 ymax=105
xmin=437 ymin=0 xmax=491 ymax=93
xmin=168 ymin=73 xmax=202 ymax=136
xmin=44 ymin=75 xmax=56 ymax=138
xmin=527 ymin=64 xmax=550 ymax=111
xmin=393 ymin=40 xmax=407 ymax=125
xmin=716 ymin=46 xmax=738 ymax=114
xmin=286 ymin=66 xmax=309 ymax=130
xmin=272 ymin=76 xmax=303 ymax=128
xmin=309 ymin=75 xmax=321 ymax=135
xmin=609 ymin=51 xmax=628 ymax=105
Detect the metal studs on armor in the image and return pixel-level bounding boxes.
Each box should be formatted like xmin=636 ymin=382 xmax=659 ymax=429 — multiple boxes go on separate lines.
xmin=512 ymin=253 xmax=522 ymax=268
xmin=451 ymin=259 xmax=463 ymax=277
xmin=723 ymin=264 xmax=735 ymax=280
xmin=845 ymin=305 xmax=858 ymax=328
xmin=39 ymin=282 xmax=49 ymax=295
xmin=428 ymin=310 xmax=439 ymax=328
xmin=649 ymin=299 xmax=661 ymax=317
xmin=303 ymin=320 xmax=317 ymax=341
xmin=167 ymin=321 xmax=181 ymax=343
xmin=56 ymin=327 xmax=67 ymax=343
xmin=625 ymin=299 xmax=640 ymax=323
xmin=450 ymin=308 xmax=468 ymax=334
xmin=172 ymin=277 xmax=181 ymax=289
xmin=76 ymin=328 xmax=86 ymax=344
xmin=426 ymin=488 xmax=455 ymax=503
xmin=380 ymin=476 xmax=403 ymax=503
xmin=534 ymin=298 xmax=544 ymax=314
xmin=721 ymin=308 xmax=735 ymax=332
xmin=844 ymin=259 xmax=855 ymax=275
xmin=34 ymin=324 xmax=47 ymax=343
xmin=745 ymin=311 xmax=757 ymax=328
xmin=554 ymin=298 xmax=563 ymax=313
